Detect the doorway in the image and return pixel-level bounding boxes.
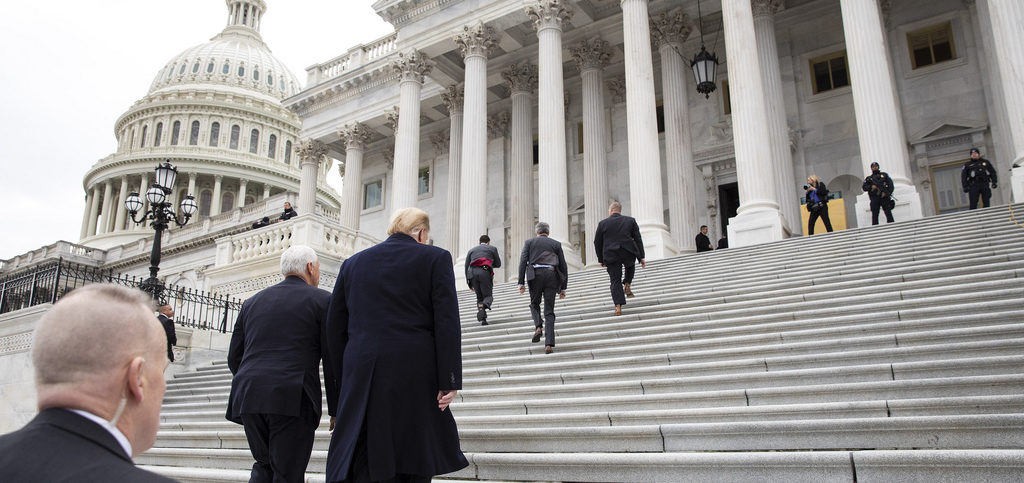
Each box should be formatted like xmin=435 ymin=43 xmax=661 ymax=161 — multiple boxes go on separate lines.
xmin=718 ymin=182 xmax=739 ymax=236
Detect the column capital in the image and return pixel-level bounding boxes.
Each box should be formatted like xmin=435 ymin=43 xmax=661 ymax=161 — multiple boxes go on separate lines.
xmin=430 ymin=129 xmax=450 ymax=155
xmin=297 ymin=139 xmax=328 ymax=167
xmin=214 ymin=174 xmax=224 ymax=182
xmin=502 ymin=62 xmax=538 ymax=94
xmin=751 ymin=0 xmax=784 ymax=18
xmin=487 ymin=112 xmax=511 ymax=139
xmin=390 ymin=49 xmax=433 ymax=84
xmin=651 ymin=8 xmax=693 ymax=46
xmin=607 ymin=75 xmax=627 ymax=103
xmin=570 ymin=37 xmax=613 ymax=72
xmin=525 ymin=0 xmax=573 ymax=32
xmin=384 ymin=107 xmax=400 ymax=130
xmin=454 ymin=21 xmax=497 ymax=59
xmin=383 ymin=148 xmax=395 ymax=170
xmin=441 ymin=85 xmax=464 ymax=114
xmin=338 ymin=122 xmax=372 ymax=151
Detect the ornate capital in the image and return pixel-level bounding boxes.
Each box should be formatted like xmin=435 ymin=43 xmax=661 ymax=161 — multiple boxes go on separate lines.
xmin=430 ymin=129 xmax=450 ymax=155
xmin=651 ymin=8 xmax=693 ymax=46
xmin=502 ymin=62 xmax=538 ymax=94
xmin=296 ymin=139 xmax=328 ymax=166
xmin=454 ymin=22 xmax=498 ymax=59
xmin=338 ymin=161 xmax=346 ymax=177
xmin=487 ymin=112 xmax=511 ymax=139
xmin=390 ymin=49 xmax=433 ymax=84
xmin=384 ymin=107 xmax=400 ymax=130
xmin=383 ymin=148 xmax=395 ymax=170
xmin=338 ymin=122 xmax=372 ymax=151
xmin=441 ymin=85 xmax=464 ymax=114
xmin=525 ymin=0 xmax=573 ymax=32
xmin=752 ymin=0 xmax=784 ymax=17
xmin=607 ymin=75 xmax=627 ymax=104
xmin=570 ymin=37 xmax=613 ymax=72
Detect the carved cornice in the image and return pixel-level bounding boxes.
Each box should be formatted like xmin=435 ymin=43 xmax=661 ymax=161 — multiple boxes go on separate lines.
xmin=454 ymin=22 xmax=498 ymax=59
xmin=651 ymin=8 xmax=693 ymax=46
xmin=570 ymin=37 xmax=613 ymax=72
xmin=441 ymin=85 xmax=464 ymax=113
xmin=296 ymin=139 xmax=328 ymax=166
xmin=390 ymin=49 xmax=433 ymax=84
xmin=338 ymin=122 xmax=372 ymax=151
xmin=752 ymin=0 xmax=784 ymax=17
xmin=525 ymin=0 xmax=573 ymax=32
xmin=502 ymin=62 xmax=539 ymax=94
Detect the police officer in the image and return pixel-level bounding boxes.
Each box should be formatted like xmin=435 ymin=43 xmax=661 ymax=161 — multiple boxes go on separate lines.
xmin=465 ymin=234 xmax=501 ymax=325
xmin=961 ymin=148 xmax=998 ymax=210
xmin=862 ymin=162 xmax=895 ymax=225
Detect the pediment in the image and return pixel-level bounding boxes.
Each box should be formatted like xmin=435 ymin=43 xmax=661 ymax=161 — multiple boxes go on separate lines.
xmin=910 ymin=118 xmax=987 ymax=144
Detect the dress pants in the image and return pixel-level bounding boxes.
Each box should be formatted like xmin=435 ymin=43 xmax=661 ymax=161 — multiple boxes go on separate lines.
xmin=339 ymin=423 xmax=430 ymax=483
xmin=468 ymin=267 xmax=494 ymax=310
xmin=240 ymin=401 xmax=318 ymax=483
xmin=968 ymin=185 xmax=992 ymax=209
xmin=869 ymin=197 xmax=895 ymax=225
xmin=605 ymin=248 xmax=635 ymax=307
xmin=528 ymin=269 xmax=558 ymax=347
xmin=807 ymin=207 xmax=833 ymax=235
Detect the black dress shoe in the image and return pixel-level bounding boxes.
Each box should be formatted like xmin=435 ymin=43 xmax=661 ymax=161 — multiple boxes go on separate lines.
xmin=532 ymin=328 xmax=543 ymax=343
xmin=480 ymin=320 xmax=489 ymax=326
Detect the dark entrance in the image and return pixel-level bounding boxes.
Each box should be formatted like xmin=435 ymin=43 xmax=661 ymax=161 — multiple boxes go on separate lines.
xmin=718 ymin=182 xmax=739 ymax=235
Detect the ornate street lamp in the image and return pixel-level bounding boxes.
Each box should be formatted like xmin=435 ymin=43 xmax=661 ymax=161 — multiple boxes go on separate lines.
xmin=690 ymin=0 xmax=719 ymax=99
xmin=125 ymin=159 xmax=197 ymax=302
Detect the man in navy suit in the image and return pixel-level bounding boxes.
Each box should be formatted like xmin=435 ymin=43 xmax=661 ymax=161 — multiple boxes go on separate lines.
xmin=593 ymin=201 xmax=646 ymax=316
xmin=227 ymin=245 xmax=337 ymax=483
xmin=0 ymin=284 xmax=175 ymax=482
xmin=518 ymin=222 xmax=569 ymax=354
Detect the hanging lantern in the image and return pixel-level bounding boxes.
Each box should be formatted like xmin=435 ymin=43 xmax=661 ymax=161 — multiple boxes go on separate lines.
xmin=691 ymin=45 xmax=719 ymax=99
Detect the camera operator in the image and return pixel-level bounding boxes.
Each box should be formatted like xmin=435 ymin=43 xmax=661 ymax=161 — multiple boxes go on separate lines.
xmin=862 ymin=162 xmax=895 ymax=225
xmin=804 ymin=175 xmax=833 ymax=235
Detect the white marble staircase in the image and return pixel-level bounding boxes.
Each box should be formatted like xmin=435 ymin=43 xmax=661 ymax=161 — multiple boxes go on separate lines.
xmin=139 ymin=203 xmax=1024 ymax=482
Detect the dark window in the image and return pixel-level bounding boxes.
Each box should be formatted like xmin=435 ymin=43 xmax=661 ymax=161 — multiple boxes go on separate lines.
xmin=230 ymin=125 xmax=240 ymax=149
xmin=656 ymin=104 xmax=665 ymax=133
xmin=253 ymin=69 xmax=259 ymax=81
xmin=189 ymin=121 xmax=200 ymax=145
xmin=363 ymin=180 xmax=383 ymax=210
xmin=166 ymin=65 xmax=174 ymax=80
xmin=722 ymin=80 xmax=732 ymax=115
xmin=192 ymin=62 xmax=199 ymax=73
xmin=222 ymin=62 xmax=230 ymax=74
xmin=178 ymin=64 xmax=186 ymax=75
xmin=140 ymin=125 xmax=148 ymax=147
xmin=418 ymin=166 xmax=430 ymax=195
xmin=268 ymin=134 xmax=277 ymax=158
xmin=577 ymin=122 xmax=584 ymax=155
xmin=171 ymin=121 xmax=181 ymax=145
xmin=284 ymin=140 xmax=292 ymax=164
xmin=908 ymin=22 xmax=956 ymax=69
xmin=249 ymin=129 xmax=259 ymax=154
xmin=209 ymin=122 xmax=220 ymax=147
xmin=810 ymin=51 xmax=850 ymax=94
xmin=154 ymin=122 xmax=163 ymax=147
xmin=207 ymin=61 xmax=214 ymax=73
xmin=199 ymin=190 xmax=212 ymax=216
xmin=532 ymin=139 xmax=539 ymax=165
xmin=238 ymin=65 xmax=245 ymax=77
xmin=267 ymin=72 xmax=273 ymax=85
xmin=221 ymin=192 xmax=235 ymax=213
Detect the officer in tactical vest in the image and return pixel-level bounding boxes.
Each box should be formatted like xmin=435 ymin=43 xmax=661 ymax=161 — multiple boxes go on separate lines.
xmin=862 ymin=162 xmax=895 ymax=225
xmin=961 ymin=148 xmax=998 ymax=210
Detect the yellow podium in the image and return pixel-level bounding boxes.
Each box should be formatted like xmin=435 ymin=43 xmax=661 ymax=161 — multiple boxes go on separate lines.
xmin=800 ymin=199 xmax=847 ymax=235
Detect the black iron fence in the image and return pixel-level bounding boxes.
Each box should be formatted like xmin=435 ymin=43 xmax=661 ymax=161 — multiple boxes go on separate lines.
xmin=0 ymin=258 xmax=241 ymax=333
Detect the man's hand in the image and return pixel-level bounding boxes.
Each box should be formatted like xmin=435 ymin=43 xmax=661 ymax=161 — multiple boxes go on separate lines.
xmin=519 ymin=285 xmax=525 ymax=294
xmin=600 ymin=263 xmax=605 ymax=267
xmin=870 ymin=185 xmax=878 ymax=191
xmin=330 ymin=417 xmax=336 ymax=432
xmin=559 ymin=291 xmax=566 ymax=300
xmin=437 ymin=390 xmax=457 ymax=411
xmin=640 ymin=259 xmax=647 ymax=269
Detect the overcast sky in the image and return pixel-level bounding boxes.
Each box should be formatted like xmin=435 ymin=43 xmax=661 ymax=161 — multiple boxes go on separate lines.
xmin=0 ymin=1 xmax=392 ymax=260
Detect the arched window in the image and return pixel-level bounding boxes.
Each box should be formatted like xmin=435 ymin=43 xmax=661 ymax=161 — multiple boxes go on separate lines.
xmin=230 ymin=125 xmax=240 ymax=149
xmin=154 ymin=122 xmax=163 ymax=147
xmin=129 ymin=129 xmax=135 ymax=150
xmin=221 ymin=192 xmax=235 ymax=213
xmin=140 ymin=125 xmax=148 ymax=147
xmin=267 ymin=134 xmax=277 ymax=158
xmin=222 ymin=62 xmax=230 ymax=74
xmin=253 ymin=68 xmax=259 ymax=81
xmin=249 ymin=129 xmax=259 ymax=154
xmin=267 ymin=72 xmax=273 ymax=85
xmin=206 ymin=61 xmax=214 ymax=73
xmin=166 ymin=65 xmax=174 ymax=80
xmin=191 ymin=61 xmax=199 ymax=73
xmin=209 ymin=122 xmax=220 ymax=147
xmin=178 ymin=64 xmax=186 ymax=75
xmin=199 ymin=190 xmax=212 ymax=216
xmin=189 ymin=121 xmax=200 ymax=145
xmin=238 ymin=65 xmax=245 ymax=77
xmin=284 ymin=140 xmax=292 ymax=164
xmin=279 ymin=79 xmax=285 ymax=91
xmin=171 ymin=121 xmax=181 ymax=145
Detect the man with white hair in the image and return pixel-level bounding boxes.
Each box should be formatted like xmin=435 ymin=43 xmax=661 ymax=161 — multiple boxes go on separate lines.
xmin=226 ymin=245 xmax=336 ymax=483
xmin=0 ymin=284 xmax=176 ymax=482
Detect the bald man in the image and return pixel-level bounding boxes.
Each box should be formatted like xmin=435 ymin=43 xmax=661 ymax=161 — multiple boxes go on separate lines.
xmin=0 ymin=284 xmax=175 ymax=482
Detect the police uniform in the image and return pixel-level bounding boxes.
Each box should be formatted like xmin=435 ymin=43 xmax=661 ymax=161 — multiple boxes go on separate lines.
xmin=862 ymin=169 xmax=895 ymax=225
xmin=961 ymin=156 xmax=998 ymax=210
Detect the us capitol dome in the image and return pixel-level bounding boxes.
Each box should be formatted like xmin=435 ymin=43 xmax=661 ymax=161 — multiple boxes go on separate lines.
xmin=79 ymin=0 xmax=339 ymax=249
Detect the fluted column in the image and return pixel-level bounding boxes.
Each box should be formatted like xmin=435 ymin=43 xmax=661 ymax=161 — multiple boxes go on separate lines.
xmin=135 ymin=175 xmax=149 ymax=231
xmin=570 ymin=38 xmax=612 ymax=265
xmin=339 ymin=123 xmax=371 ymax=229
xmin=99 ymin=181 xmax=114 ymax=235
xmin=752 ymin=0 xmax=800 ymax=233
xmin=840 ymin=0 xmax=922 ymax=225
xmin=263 ymin=184 xmax=271 ymax=199
xmin=526 ymin=1 xmax=581 ymax=268
xmin=86 ymin=185 xmax=101 ymax=237
xmin=186 ymin=173 xmax=196 ymax=200
xmin=80 ymin=189 xmax=94 ymax=239
xmin=504 ymin=62 xmax=539 ymax=262
xmin=721 ymin=0 xmax=788 ymax=247
xmin=620 ymin=0 xmax=677 ymax=258
xmin=390 ymin=50 xmax=433 ymax=210
xmin=297 ymin=139 xmax=327 ymax=216
xmin=114 ymin=176 xmax=129 ymax=231
xmin=238 ymin=179 xmax=248 ymax=207
xmin=441 ymin=86 xmax=465 ymax=254
xmin=652 ymin=9 xmax=699 ymax=252
xmin=211 ymin=175 xmax=223 ymax=216
xmin=987 ymin=1 xmax=1024 ymax=200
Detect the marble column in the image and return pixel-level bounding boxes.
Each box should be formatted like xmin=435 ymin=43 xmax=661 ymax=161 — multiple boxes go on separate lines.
xmin=570 ymin=38 xmax=612 ymax=265
xmin=455 ymin=23 xmax=497 ymax=258
xmin=86 ymin=185 xmax=101 ymax=237
xmin=986 ymin=0 xmax=1024 ymax=201
xmin=186 ymin=173 xmax=196 ymax=201
xmin=263 ymin=184 xmax=271 ymax=200
xmin=339 ymin=123 xmax=372 ymax=229
xmin=135 ymin=175 xmax=149 ymax=230
xmin=722 ymin=0 xmax=788 ymax=247
xmin=238 ymin=179 xmax=248 ymax=207
xmin=620 ymin=0 xmax=677 ymax=258
xmin=441 ymin=85 xmax=465 ymax=254
xmin=211 ymin=175 xmax=223 ymax=216
xmin=80 ymin=189 xmax=94 ymax=239
xmin=752 ymin=0 xmax=800 ymax=234
xmin=99 ymin=181 xmax=114 ymax=235
xmin=840 ymin=0 xmax=922 ymax=225
xmin=114 ymin=176 xmax=129 ymax=231
xmin=390 ymin=50 xmax=433 ymax=210
xmin=503 ymin=62 xmax=539 ymax=264
xmin=526 ymin=0 xmax=581 ymax=269
xmin=652 ymin=8 xmax=699 ymax=252
xmin=297 ymin=139 xmax=327 ymax=216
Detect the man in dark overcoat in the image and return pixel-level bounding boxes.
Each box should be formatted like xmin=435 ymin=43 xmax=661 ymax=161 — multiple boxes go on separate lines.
xmin=518 ymin=221 xmax=568 ymax=354
xmin=593 ymin=201 xmax=646 ymax=316
xmin=325 ymin=207 xmax=467 ymax=483
xmin=156 ymin=304 xmax=177 ymax=362
xmin=695 ymin=225 xmax=714 ymax=252
xmin=226 ymin=245 xmax=336 ymax=483
xmin=465 ymin=234 xmax=502 ymax=325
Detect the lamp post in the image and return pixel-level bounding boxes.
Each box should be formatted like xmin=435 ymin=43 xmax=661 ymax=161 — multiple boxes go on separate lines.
xmin=125 ymin=159 xmax=198 ymax=302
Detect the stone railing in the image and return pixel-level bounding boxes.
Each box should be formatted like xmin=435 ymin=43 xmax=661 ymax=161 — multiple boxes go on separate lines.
xmin=1 ymin=241 xmax=107 ymax=273
xmin=215 ymin=214 xmax=380 ymax=267
xmin=305 ymin=32 xmax=398 ymax=86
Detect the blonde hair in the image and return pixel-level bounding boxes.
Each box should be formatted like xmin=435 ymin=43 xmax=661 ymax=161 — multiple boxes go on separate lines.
xmin=807 ymin=175 xmax=821 ymax=185
xmin=387 ymin=207 xmax=430 ymax=237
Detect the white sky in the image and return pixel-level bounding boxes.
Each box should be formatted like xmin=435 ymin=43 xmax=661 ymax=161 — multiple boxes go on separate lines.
xmin=0 ymin=1 xmax=392 ymax=260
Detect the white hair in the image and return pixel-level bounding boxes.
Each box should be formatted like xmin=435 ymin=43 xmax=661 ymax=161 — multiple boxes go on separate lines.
xmin=280 ymin=245 xmax=318 ymax=276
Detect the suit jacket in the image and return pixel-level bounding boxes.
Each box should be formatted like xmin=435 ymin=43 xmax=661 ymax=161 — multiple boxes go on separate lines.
xmin=517 ymin=235 xmax=569 ymax=291
xmin=696 ymin=233 xmax=713 ymax=252
xmin=0 ymin=408 xmax=176 ymax=482
xmin=464 ymin=243 xmax=502 ymax=286
xmin=226 ymin=276 xmax=336 ymax=427
xmin=593 ymin=213 xmax=645 ymax=265
xmin=325 ymin=233 xmax=467 ymax=481
xmin=157 ymin=314 xmax=176 ymax=362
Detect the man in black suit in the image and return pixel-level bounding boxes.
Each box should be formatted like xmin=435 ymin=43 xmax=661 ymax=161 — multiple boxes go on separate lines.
xmin=518 ymin=222 xmax=568 ymax=354
xmin=594 ymin=201 xmax=646 ymax=316
xmin=227 ymin=245 xmax=336 ymax=483
xmin=695 ymin=225 xmax=714 ymax=252
xmin=465 ymin=234 xmax=502 ymax=325
xmin=157 ymin=304 xmax=177 ymax=362
xmin=0 ymin=284 xmax=175 ymax=482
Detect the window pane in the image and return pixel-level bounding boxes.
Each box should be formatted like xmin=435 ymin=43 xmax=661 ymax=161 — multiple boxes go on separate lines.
xmin=189 ymin=121 xmax=200 ymax=145
xmin=207 ymin=62 xmax=214 ymax=73
xmin=238 ymin=66 xmax=245 ymax=77
xmin=268 ymin=73 xmax=273 ymax=85
xmin=171 ymin=121 xmax=180 ymax=145
xmin=812 ymin=61 xmax=831 ymax=93
xmin=140 ymin=126 xmax=148 ymax=148
xmin=249 ymin=129 xmax=259 ymax=154
xmin=913 ymin=47 xmax=933 ymax=67
xmin=230 ymin=125 xmax=240 ymax=149
xmin=284 ymin=141 xmax=292 ymax=164
xmin=192 ymin=62 xmax=199 ymax=73
xmin=199 ymin=190 xmax=212 ymax=216
xmin=221 ymin=192 xmax=235 ymax=213
xmin=364 ymin=181 xmax=382 ymax=209
xmin=253 ymin=69 xmax=259 ymax=81
xmin=222 ymin=62 xmax=230 ymax=74
xmin=933 ymin=41 xmax=954 ymax=63
xmin=209 ymin=122 xmax=220 ymax=147
xmin=418 ymin=167 xmax=430 ymax=195
xmin=179 ymin=64 xmax=186 ymax=75
xmin=268 ymin=134 xmax=276 ymax=158
xmin=154 ymin=123 xmax=163 ymax=147
xmin=830 ymin=57 xmax=849 ymax=88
